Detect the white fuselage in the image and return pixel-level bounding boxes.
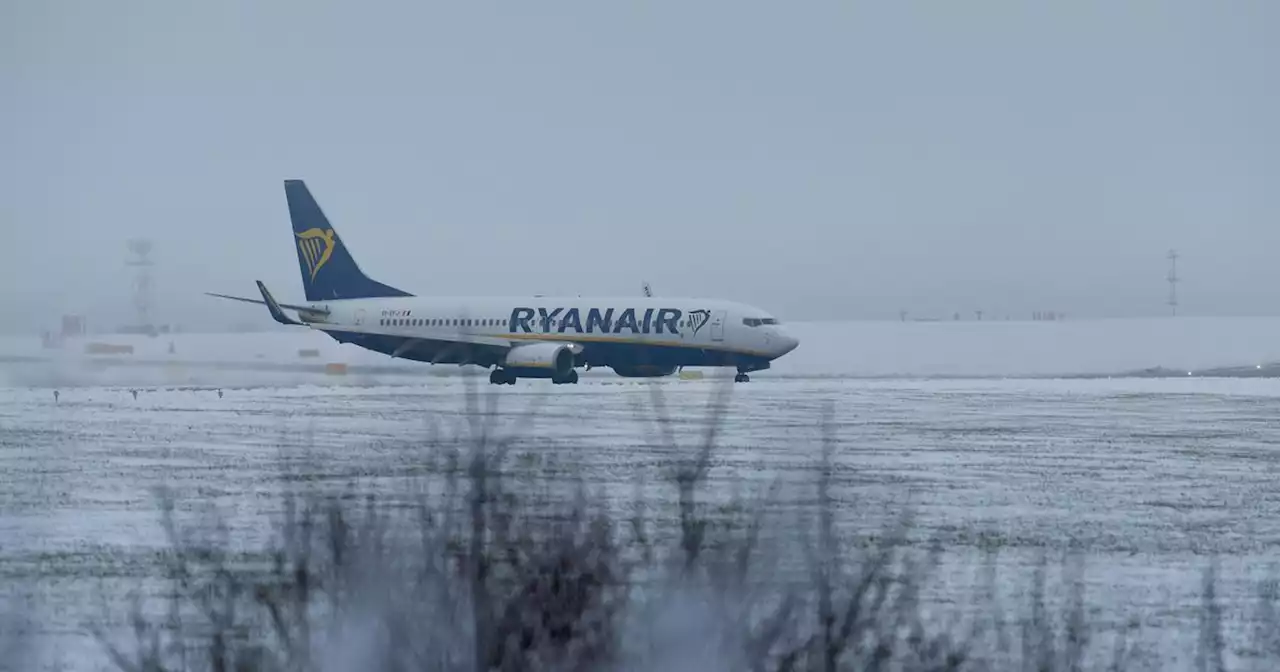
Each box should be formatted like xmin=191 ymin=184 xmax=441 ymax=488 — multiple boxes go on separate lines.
xmin=298 ymin=294 xmax=799 ymax=372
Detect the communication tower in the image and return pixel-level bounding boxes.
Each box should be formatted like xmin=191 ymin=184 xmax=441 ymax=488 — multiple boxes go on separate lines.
xmin=126 ymin=238 xmax=156 ymax=334
xmin=1166 ymin=249 xmax=1179 ymax=316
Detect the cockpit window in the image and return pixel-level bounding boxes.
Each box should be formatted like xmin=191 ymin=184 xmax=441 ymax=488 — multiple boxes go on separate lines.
xmin=742 ymin=317 xmax=781 ymax=327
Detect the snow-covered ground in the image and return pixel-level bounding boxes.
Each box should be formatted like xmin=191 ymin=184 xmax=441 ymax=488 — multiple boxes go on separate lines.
xmin=3 ymin=375 xmax=1280 ymax=670
xmin=4 ymin=316 xmax=1280 ymax=389
xmin=5 ymin=317 xmax=1280 ymax=669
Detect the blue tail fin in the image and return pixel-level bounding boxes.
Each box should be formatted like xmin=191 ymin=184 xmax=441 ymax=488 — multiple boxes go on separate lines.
xmin=284 ymin=180 xmax=412 ymax=302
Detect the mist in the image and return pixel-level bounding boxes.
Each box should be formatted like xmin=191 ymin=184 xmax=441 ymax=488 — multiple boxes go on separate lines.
xmin=3 ymin=0 xmax=1277 ymax=334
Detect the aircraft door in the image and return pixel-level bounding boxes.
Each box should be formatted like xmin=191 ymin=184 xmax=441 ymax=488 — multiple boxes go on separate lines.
xmin=710 ymin=310 xmax=726 ymax=342
xmin=355 ymin=309 xmax=366 ymax=326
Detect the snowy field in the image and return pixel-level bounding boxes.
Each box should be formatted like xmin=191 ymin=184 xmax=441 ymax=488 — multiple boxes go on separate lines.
xmin=3 ymin=374 xmax=1280 ymax=670
xmin=5 ymin=318 xmax=1280 ymax=669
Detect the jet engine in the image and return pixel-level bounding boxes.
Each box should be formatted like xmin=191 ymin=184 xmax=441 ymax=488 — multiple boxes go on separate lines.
xmin=502 ymin=342 xmax=577 ymax=378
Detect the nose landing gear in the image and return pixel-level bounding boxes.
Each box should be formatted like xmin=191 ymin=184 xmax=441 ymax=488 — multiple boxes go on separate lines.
xmin=735 ymin=362 xmax=768 ymax=383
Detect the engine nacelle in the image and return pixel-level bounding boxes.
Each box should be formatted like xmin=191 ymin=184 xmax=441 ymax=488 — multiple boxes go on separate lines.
xmin=502 ymin=342 xmax=576 ymax=378
xmin=611 ymin=364 xmax=678 ymax=378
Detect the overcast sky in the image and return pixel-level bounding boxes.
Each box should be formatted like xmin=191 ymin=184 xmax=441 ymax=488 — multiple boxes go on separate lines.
xmin=3 ymin=0 xmax=1277 ymax=333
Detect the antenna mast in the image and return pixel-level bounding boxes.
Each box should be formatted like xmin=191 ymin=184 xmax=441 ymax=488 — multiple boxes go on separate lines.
xmin=1166 ymin=249 xmax=1179 ymax=317
xmin=127 ymin=238 xmax=156 ymax=334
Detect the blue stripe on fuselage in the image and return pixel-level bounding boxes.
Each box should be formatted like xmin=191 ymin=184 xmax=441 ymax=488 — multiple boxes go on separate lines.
xmin=318 ymin=329 xmax=771 ymax=370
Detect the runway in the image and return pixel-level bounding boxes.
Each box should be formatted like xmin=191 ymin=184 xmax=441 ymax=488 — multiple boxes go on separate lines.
xmin=4 ymin=376 xmax=1280 ymax=669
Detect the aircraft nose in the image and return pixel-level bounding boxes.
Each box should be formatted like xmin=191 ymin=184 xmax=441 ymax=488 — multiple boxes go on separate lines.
xmin=774 ymin=330 xmax=799 ymax=355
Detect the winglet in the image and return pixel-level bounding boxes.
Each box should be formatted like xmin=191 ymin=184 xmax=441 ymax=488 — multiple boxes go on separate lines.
xmin=257 ymin=281 xmax=304 ymax=326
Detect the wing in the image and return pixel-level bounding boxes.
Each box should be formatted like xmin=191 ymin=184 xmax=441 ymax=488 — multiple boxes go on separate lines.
xmin=307 ymin=322 xmax=581 ymax=365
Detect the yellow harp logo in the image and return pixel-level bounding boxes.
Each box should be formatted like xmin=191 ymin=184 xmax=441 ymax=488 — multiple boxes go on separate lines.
xmin=296 ymin=228 xmax=336 ymax=281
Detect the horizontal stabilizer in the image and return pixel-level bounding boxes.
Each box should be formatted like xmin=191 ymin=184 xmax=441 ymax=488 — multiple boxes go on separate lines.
xmin=204 ymin=292 xmax=330 ymax=315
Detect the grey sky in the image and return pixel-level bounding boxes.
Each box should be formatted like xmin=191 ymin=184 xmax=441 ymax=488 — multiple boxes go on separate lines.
xmin=3 ymin=0 xmax=1277 ymax=333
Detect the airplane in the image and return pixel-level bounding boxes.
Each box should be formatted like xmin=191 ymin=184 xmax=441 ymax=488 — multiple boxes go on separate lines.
xmin=207 ymin=180 xmax=800 ymax=385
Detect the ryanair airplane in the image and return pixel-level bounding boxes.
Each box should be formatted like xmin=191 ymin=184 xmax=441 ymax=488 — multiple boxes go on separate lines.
xmin=208 ymin=180 xmax=799 ymax=385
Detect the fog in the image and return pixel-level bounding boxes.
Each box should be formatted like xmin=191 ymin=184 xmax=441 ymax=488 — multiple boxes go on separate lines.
xmin=3 ymin=0 xmax=1277 ymax=334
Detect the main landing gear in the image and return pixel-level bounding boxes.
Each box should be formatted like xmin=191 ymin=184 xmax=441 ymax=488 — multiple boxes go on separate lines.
xmin=488 ymin=369 xmax=580 ymax=385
